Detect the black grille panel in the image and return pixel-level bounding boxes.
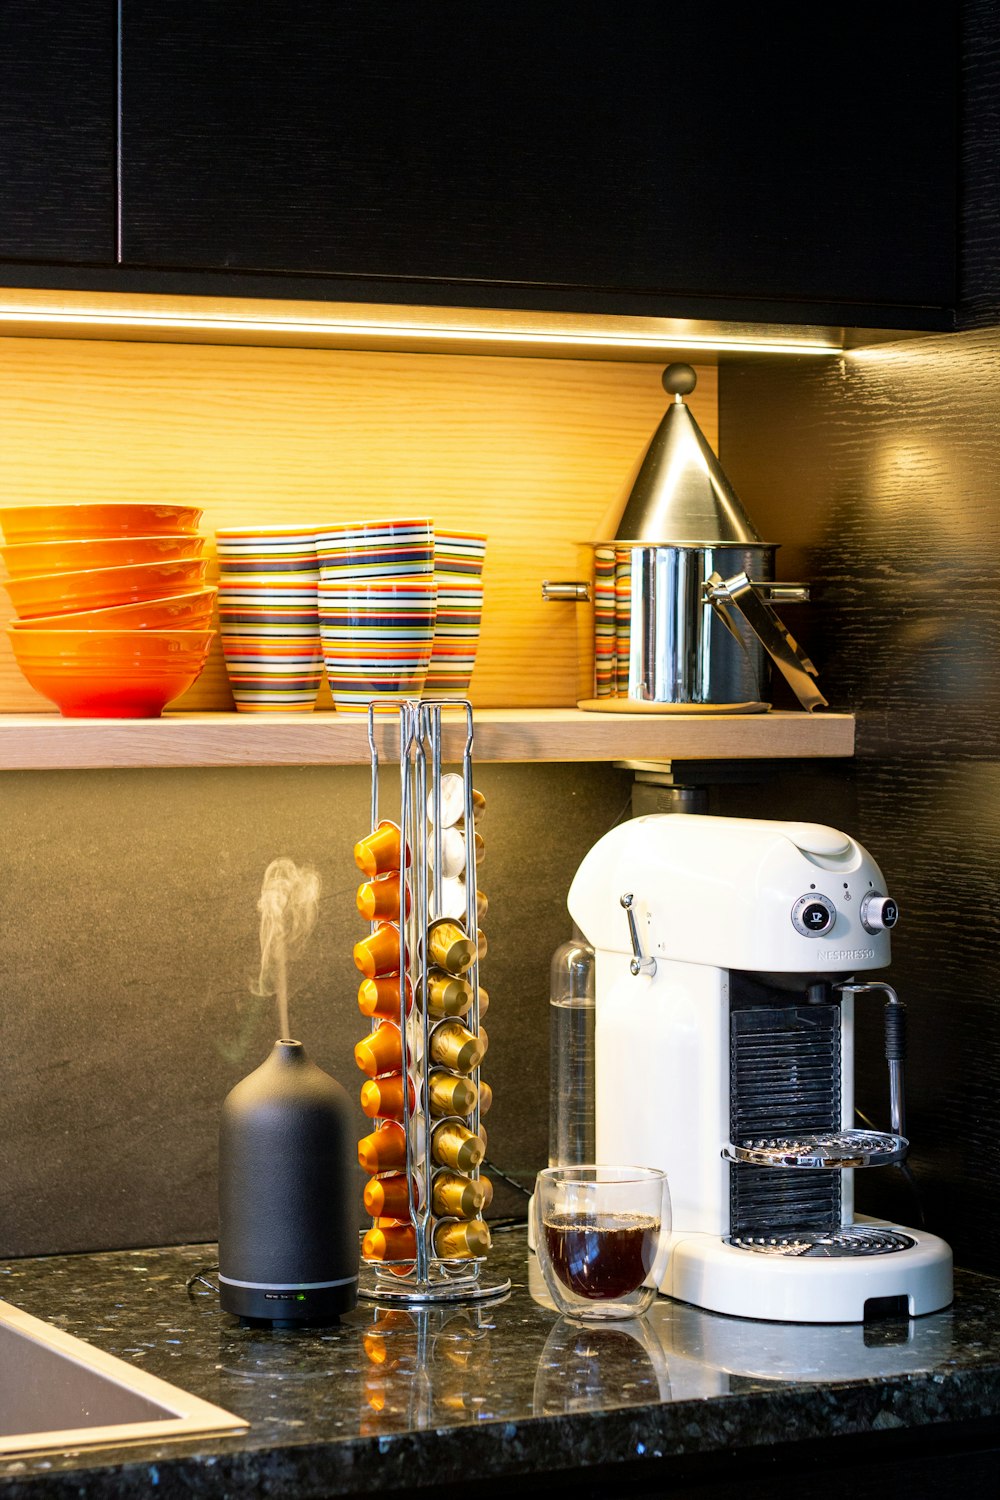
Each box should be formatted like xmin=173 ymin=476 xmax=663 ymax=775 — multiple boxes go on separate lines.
xmin=730 ymin=1004 xmax=842 ymax=1235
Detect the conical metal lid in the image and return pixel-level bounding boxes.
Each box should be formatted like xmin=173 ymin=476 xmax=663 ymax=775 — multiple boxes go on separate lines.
xmin=612 ymin=365 xmax=764 ymax=545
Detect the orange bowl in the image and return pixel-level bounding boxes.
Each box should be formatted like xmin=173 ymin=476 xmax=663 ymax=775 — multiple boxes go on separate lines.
xmin=2 ymin=558 xmax=209 ymax=619
xmin=8 ymin=587 xmax=218 ymax=632
xmin=0 ymin=502 xmax=203 ymax=544
xmin=1 ymin=533 xmax=205 ymax=578
xmin=7 ymin=628 xmax=215 ymax=718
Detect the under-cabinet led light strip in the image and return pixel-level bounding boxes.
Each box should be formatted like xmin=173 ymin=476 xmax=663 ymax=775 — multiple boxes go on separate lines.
xmin=0 ymin=303 xmax=843 ymax=355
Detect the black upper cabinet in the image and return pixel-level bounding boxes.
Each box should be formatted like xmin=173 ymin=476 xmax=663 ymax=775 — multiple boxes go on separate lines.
xmin=119 ymin=2 xmax=959 ymax=323
xmin=0 ymin=1 xmax=116 ymax=264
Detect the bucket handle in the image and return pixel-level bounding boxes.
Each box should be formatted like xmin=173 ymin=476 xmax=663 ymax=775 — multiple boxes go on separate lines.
xmin=704 ymin=571 xmax=829 ymax=713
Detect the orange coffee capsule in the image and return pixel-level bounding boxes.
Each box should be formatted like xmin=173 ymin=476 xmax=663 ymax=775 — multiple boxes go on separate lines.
xmin=358 ymin=1120 xmax=407 ymax=1174
xmin=354 ymin=821 xmax=403 ymax=879
xmin=364 ymin=1173 xmax=417 ymax=1219
xmin=362 ymin=1222 xmax=418 ymax=1262
xmin=358 ymin=974 xmax=413 ymax=1021
xmin=356 ymin=873 xmax=407 ymax=923
xmin=353 ymin=921 xmax=400 ymax=979
xmin=354 ymin=1022 xmax=404 ymax=1078
xmin=360 ymin=1073 xmax=415 ymax=1121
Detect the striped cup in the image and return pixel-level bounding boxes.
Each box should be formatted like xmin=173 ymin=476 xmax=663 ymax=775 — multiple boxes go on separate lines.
xmin=319 ymin=578 xmax=436 ymax=712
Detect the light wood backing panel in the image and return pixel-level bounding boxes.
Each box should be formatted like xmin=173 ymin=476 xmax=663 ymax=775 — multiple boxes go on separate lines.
xmin=0 ymin=337 xmax=716 ymax=712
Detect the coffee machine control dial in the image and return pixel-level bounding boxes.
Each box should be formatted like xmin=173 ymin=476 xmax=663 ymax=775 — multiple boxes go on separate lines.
xmin=791 ymin=893 xmax=837 ymax=937
xmin=860 ymin=892 xmax=899 ymax=934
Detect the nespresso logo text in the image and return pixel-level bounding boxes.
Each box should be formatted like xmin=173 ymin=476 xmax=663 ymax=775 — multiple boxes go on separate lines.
xmin=819 ymin=947 xmax=876 ymax=961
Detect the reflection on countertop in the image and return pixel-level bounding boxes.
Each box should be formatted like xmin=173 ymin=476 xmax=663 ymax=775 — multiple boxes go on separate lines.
xmin=2 ymin=1227 xmax=1000 ymax=1497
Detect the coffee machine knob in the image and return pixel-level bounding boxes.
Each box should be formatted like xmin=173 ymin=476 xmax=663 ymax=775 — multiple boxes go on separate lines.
xmin=860 ymin=891 xmax=899 ymax=933
xmin=791 ymin=893 xmax=837 ymax=936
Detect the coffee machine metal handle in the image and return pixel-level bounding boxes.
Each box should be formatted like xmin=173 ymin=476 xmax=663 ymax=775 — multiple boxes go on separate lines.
xmin=620 ymin=893 xmax=656 ymax=977
xmin=838 ymin=981 xmax=907 ymax=1141
xmin=705 ymin=570 xmax=829 ymax=713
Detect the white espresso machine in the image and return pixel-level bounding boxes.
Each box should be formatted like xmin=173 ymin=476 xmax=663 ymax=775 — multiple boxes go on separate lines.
xmin=567 ymin=814 xmax=952 ymax=1323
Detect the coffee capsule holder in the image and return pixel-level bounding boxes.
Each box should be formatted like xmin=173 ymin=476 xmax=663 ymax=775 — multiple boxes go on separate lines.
xmin=356 ymin=698 xmax=510 ymax=1304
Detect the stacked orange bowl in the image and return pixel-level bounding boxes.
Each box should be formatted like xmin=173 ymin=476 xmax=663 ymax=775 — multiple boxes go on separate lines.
xmin=0 ymin=503 xmax=216 ymax=718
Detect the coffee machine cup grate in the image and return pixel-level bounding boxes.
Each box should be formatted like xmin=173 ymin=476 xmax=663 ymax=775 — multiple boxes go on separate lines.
xmin=726 ymin=1226 xmax=917 ymax=1258
xmin=724 ymin=1129 xmax=908 ymax=1171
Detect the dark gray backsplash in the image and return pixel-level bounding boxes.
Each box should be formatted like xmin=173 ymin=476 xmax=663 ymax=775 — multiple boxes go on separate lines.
xmin=0 ymin=760 xmax=631 ymax=1258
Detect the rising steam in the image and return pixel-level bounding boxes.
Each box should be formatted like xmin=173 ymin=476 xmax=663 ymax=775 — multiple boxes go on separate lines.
xmin=253 ymin=858 xmax=321 ymax=1040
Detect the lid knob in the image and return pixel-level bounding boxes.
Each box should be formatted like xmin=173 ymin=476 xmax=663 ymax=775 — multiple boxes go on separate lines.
xmin=662 ymin=363 xmax=697 ymax=399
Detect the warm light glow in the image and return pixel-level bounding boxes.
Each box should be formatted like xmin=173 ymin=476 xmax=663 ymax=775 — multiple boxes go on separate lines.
xmin=0 ymin=289 xmax=845 ymax=358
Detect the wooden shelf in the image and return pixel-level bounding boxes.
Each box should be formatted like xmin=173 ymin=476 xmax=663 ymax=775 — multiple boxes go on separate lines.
xmin=0 ymin=708 xmax=855 ymax=771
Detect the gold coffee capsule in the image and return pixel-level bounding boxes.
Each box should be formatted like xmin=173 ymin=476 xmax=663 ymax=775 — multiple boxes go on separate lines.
xmin=433 ymin=1219 xmax=492 ymax=1259
xmin=429 ymin=1019 xmax=487 ymax=1073
xmin=425 ymin=968 xmax=474 ymax=1017
xmin=432 ymin=1121 xmax=485 ymax=1172
xmin=428 ymin=1068 xmax=478 ymax=1119
xmin=427 ymin=919 xmax=477 ymax=976
xmin=432 ymin=1170 xmax=494 ymax=1219
xmin=476 ymin=927 xmax=488 ymax=960
xmin=477 ymin=985 xmax=490 ymax=1020
xmin=478 ymin=1079 xmax=493 ymax=1115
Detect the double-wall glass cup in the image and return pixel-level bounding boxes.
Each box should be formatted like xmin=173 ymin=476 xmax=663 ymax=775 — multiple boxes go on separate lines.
xmin=532 ymin=1165 xmax=670 ymax=1322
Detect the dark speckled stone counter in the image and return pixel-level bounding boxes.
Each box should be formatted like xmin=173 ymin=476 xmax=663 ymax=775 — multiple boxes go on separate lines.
xmin=3 ymin=1229 xmax=1000 ymax=1498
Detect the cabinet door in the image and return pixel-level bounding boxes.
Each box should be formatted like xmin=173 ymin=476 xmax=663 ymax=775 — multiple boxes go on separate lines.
xmin=0 ymin=1 xmax=116 ymax=264
xmin=120 ymin=2 xmax=957 ymax=317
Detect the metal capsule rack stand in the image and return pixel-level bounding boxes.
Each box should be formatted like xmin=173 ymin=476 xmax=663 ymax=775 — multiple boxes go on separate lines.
xmin=357 ymin=699 xmax=511 ymax=1304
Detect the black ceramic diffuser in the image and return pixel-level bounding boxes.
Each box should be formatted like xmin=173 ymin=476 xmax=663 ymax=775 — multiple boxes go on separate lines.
xmin=218 ymin=1039 xmax=359 ymax=1326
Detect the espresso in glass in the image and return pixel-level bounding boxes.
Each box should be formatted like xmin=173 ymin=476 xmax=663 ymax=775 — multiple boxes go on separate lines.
xmin=544 ymin=1212 xmax=659 ymax=1300
xmin=533 ymin=1166 xmax=670 ymax=1321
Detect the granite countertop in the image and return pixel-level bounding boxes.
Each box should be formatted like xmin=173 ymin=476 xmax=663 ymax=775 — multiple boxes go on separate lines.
xmin=3 ymin=1227 xmax=1000 ymax=1498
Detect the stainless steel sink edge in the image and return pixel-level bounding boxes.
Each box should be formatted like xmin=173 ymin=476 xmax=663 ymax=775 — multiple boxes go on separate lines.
xmin=0 ymin=1297 xmax=248 ymax=1459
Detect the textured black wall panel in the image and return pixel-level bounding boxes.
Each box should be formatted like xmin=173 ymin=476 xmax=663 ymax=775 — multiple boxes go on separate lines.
xmin=0 ymin=1 xmax=116 ymax=262
xmin=719 ymin=328 xmax=1000 ymax=1275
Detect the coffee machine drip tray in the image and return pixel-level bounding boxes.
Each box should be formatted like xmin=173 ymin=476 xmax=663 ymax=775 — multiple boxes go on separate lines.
xmin=726 ymin=1225 xmax=916 ymax=1258
xmin=724 ymin=1129 xmax=908 ymax=1170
